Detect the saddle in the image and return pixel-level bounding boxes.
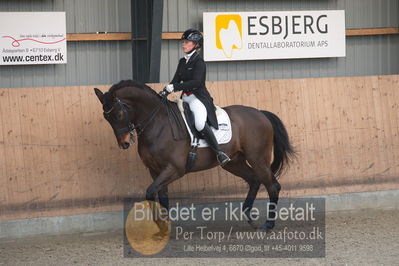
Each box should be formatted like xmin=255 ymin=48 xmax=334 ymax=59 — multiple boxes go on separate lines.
xmin=175 ymin=99 xmax=232 ymax=147
xmin=174 ymin=99 xmax=233 ymax=172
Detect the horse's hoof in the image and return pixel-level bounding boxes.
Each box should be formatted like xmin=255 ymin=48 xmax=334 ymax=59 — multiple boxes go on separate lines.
xmin=152 ymin=231 xmax=168 ymax=241
xmin=247 ymin=220 xmax=257 ymax=230
xmin=259 ymin=220 xmax=275 ymax=231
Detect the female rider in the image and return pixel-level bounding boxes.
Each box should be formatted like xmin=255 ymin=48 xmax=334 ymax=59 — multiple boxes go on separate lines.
xmin=163 ymin=29 xmax=230 ymax=166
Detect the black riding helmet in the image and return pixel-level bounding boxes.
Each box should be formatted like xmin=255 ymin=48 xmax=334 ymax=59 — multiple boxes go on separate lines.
xmin=181 ymin=29 xmax=203 ymax=48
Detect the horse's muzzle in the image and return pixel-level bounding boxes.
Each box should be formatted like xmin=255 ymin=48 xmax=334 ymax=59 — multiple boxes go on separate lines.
xmin=119 ymin=133 xmax=135 ymax=149
xmin=120 ymin=142 xmax=130 ymax=149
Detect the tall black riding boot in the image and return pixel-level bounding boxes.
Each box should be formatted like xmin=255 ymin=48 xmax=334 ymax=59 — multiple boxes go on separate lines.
xmin=200 ymin=123 xmax=231 ymax=166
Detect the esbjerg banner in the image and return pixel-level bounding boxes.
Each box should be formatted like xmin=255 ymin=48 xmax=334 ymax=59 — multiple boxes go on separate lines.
xmin=0 ymin=12 xmax=67 ymax=65
xmin=203 ymin=10 xmax=346 ymax=62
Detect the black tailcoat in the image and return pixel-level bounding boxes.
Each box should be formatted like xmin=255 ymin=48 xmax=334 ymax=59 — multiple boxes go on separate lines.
xmin=170 ymin=51 xmax=219 ymax=130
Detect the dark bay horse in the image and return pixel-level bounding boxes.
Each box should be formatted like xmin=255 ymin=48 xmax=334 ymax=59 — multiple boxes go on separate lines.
xmin=94 ymin=80 xmax=295 ymax=231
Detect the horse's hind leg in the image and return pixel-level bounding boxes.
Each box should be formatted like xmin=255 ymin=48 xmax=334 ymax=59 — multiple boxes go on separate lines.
xmin=223 ymin=153 xmax=261 ymax=228
xmin=241 ymin=127 xmax=280 ymax=230
xmin=248 ymin=160 xmax=280 ymax=231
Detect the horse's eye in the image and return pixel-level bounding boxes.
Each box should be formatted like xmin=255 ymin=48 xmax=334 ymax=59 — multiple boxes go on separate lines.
xmin=116 ymin=111 xmax=124 ymax=121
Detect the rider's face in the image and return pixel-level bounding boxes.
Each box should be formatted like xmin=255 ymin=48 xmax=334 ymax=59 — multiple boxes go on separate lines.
xmin=181 ymin=40 xmax=196 ymax=53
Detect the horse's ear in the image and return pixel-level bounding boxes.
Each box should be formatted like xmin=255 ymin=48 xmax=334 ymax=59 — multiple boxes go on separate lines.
xmin=94 ymin=88 xmax=104 ymax=103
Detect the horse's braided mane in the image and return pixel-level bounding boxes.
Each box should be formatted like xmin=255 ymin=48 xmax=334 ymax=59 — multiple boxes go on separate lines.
xmin=109 ymin=80 xmax=159 ymax=97
xmin=103 ymin=79 xmax=161 ymax=105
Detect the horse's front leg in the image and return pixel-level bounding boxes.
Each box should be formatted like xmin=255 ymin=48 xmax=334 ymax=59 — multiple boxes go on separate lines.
xmin=146 ymin=164 xmax=181 ymax=237
xmin=149 ymin=169 xmax=169 ymax=210
xmin=146 ymin=164 xmax=180 ymax=200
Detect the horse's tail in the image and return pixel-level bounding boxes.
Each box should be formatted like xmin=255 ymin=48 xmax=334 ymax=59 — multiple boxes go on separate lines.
xmin=260 ymin=110 xmax=296 ymax=178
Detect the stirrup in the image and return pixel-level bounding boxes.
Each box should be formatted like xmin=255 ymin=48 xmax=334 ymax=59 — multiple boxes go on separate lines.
xmin=217 ymin=152 xmax=231 ymax=166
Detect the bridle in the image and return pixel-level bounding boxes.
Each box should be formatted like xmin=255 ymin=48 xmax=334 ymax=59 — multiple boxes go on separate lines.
xmin=103 ymin=94 xmax=167 ymax=138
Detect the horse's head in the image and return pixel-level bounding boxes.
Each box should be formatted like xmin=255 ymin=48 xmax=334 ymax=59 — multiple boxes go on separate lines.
xmin=94 ymin=87 xmax=135 ymax=149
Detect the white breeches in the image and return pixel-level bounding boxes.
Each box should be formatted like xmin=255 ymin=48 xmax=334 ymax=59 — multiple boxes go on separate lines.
xmin=182 ymin=93 xmax=207 ymax=131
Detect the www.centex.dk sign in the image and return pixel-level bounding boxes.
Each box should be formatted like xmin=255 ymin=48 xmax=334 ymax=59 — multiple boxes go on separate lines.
xmin=0 ymin=12 xmax=67 ymax=65
xmin=203 ymin=10 xmax=346 ymax=62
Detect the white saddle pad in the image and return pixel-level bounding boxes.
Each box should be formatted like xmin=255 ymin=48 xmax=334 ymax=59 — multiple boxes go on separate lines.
xmin=175 ymin=99 xmax=232 ymax=148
